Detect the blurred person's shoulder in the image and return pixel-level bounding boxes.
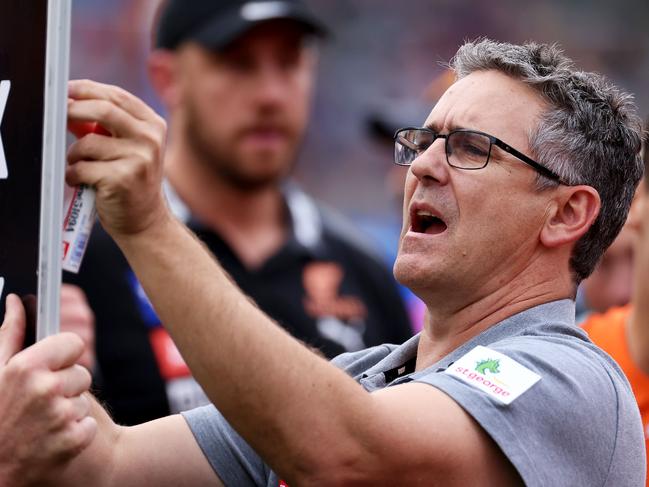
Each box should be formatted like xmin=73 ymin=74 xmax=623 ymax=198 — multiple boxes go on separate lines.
xmin=317 ymin=202 xmax=389 ymax=268
xmin=580 ymin=305 xmax=649 ymax=397
xmin=581 ymin=305 xmax=631 ymax=356
xmin=285 ymin=183 xmax=389 ymax=269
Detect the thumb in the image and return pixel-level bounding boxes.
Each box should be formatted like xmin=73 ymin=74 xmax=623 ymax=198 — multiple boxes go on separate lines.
xmin=0 ymin=294 xmax=26 ymax=365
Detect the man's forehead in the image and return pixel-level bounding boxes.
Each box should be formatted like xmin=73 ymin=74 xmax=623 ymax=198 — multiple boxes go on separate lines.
xmin=423 ymin=70 xmax=546 ymax=144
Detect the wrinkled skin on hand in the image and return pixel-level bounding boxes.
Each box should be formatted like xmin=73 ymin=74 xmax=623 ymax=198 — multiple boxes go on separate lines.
xmin=0 ymin=295 xmax=96 ymax=486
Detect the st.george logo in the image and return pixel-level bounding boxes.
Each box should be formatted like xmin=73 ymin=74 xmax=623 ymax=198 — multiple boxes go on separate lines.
xmin=0 ymin=80 xmax=10 ymax=179
xmin=475 ymin=358 xmax=500 ymax=375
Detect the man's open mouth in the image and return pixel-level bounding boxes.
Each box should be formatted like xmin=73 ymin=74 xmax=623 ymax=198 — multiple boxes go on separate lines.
xmin=411 ymin=210 xmax=448 ymax=235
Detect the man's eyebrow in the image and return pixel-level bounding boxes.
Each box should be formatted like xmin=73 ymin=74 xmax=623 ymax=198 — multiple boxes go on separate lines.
xmin=423 ymin=122 xmax=468 ymax=132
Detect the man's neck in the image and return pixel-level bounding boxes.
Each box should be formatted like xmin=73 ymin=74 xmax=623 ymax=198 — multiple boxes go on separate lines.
xmin=165 ymin=145 xmax=288 ymax=270
xmin=415 ymin=261 xmax=574 ymax=371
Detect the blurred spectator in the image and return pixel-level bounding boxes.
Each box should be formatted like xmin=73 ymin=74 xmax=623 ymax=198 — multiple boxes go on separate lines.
xmin=64 ymin=0 xmax=412 ymax=426
xmin=575 ymin=220 xmax=635 ymax=322
xmin=582 ymin=129 xmax=649 ymax=483
xmin=59 ymin=284 xmax=95 ymax=371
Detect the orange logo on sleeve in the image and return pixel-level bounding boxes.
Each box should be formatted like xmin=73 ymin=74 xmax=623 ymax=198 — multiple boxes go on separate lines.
xmin=302 ymin=262 xmax=367 ymax=321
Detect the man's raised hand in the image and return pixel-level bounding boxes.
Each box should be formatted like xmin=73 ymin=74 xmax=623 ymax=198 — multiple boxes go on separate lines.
xmin=66 ymin=80 xmax=169 ymax=239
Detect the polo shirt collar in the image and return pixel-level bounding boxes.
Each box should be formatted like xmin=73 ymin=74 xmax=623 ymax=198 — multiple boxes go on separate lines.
xmin=163 ymin=179 xmax=326 ymax=259
xmin=359 ymin=299 xmax=576 ymax=391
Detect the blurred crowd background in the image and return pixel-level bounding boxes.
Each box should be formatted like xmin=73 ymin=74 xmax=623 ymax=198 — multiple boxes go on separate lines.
xmin=70 ymin=0 xmax=649 ymax=261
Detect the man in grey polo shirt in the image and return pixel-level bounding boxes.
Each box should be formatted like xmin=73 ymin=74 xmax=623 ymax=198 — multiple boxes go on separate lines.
xmin=185 ymin=298 xmax=641 ymax=485
xmin=0 ymin=38 xmax=645 ymax=486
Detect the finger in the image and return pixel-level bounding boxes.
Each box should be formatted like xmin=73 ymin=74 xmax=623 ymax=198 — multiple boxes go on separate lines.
xmin=19 ymin=332 xmax=85 ymax=371
xmin=66 ymin=394 xmax=91 ymax=422
xmin=65 ymin=160 xmax=116 ymax=188
xmin=67 ymin=99 xmax=141 ymax=139
xmin=77 ymin=348 xmax=96 ymax=372
xmin=66 ymin=157 xmax=153 ymax=192
xmin=58 ymin=317 xmax=94 ymax=343
xmin=67 ymin=134 xmax=148 ymax=166
xmin=49 ymin=415 xmax=98 ymax=462
xmin=68 ymin=79 xmax=158 ymax=122
xmin=60 ymin=284 xmax=87 ymax=304
xmin=64 ymin=415 xmax=98 ymax=457
xmin=58 ymin=320 xmax=94 ymax=347
xmin=0 ymin=294 xmax=26 ymax=365
xmin=56 ymin=321 xmax=95 ymax=371
xmin=55 ymin=364 xmax=92 ymax=398
xmin=59 ymin=286 xmax=95 ymax=346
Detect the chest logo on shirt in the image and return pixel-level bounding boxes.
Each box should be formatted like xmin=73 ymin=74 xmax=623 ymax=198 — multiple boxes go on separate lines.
xmin=475 ymin=358 xmax=500 ymax=375
xmin=444 ymin=346 xmax=541 ymax=405
xmin=302 ymin=262 xmax=367 ymax=321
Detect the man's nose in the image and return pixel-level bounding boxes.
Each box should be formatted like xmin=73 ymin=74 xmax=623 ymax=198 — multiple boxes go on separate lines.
xmin=253 ymin=64 xmax=291 ymax=105
xmin=409 ymin=137 xmax=450 ymax=185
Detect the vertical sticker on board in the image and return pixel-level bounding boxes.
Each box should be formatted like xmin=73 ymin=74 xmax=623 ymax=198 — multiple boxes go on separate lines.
xmin=0 ymin=277 xmax=4 ymax=301
xmin=0 ymin=80 xmax=10 ymax=179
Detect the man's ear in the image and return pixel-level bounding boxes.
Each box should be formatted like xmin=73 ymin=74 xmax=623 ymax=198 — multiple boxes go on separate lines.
xmin=148 ymin=50 xmax=182 ymax=109
xmin=540 ymin=185 xmax=601 ymax=248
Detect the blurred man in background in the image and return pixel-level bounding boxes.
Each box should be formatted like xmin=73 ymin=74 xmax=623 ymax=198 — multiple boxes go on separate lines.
xmin=575 ymin=221 xmax=635 ymax=322
xmin=60 ymin=284 xmax=95 ymax=371
xmin=64 ymin=0 xmax=412 ymax=425
xmin=582 ymin=133 xmax=649 ymax=484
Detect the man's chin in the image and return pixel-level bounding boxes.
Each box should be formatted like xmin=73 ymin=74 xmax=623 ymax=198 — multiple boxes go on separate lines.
xmin=220 ymin=172 xmax=284 ymax=192
xmin=206 ymin=153 xmax=293 ymax=192
xmin=393 ymin=258 xmax=424 ymax=288
xmin=249 ymin=162 xmax=295 ymax=187
xmin=394 ymin=257 xmax=444 ymax=294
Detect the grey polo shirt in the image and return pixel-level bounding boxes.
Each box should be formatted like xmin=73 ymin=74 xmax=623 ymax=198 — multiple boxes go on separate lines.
xmin=182 ymin=299 xmax=646 ymax=486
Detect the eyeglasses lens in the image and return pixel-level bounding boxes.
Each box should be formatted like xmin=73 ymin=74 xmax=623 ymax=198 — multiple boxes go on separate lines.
xmin=447 ymin=131 xmax=491 ymax=169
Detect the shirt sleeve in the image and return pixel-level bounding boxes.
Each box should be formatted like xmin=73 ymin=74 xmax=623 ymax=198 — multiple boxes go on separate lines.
xmin=413 ymin=337 xmax=632 ymax=487
xmin=182 ymin=405 xmax=270 ymax=487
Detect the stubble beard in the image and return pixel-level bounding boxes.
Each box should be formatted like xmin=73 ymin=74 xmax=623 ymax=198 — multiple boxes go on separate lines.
xmin=184 ymin=103 xmax=297 ymax=193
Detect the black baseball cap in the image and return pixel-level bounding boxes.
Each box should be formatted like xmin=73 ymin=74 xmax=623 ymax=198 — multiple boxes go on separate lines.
xmin=155 ymin=0 xmax=328 ymax=50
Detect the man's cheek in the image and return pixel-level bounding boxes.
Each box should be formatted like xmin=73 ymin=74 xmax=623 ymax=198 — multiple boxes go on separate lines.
xmin=402 ymin=173 xmax=417 ymax=223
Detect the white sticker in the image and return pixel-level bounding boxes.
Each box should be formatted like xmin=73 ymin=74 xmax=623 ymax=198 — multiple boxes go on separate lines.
xmin=444 ymin=345 xmax=541 ymax=405
xmin=0 ymin=277 xmax=4 ymax=299
xmin=62 ymin=184 xmax=97 ymax=273
xmin=240 ymin=1 xmax=290 ymax=21
xmin=0 ymin=80 xmax=11 ymax=179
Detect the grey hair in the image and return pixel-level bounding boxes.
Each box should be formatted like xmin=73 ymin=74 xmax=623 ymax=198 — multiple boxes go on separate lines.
xmin=450 ymin=39 xmax=644 ymax=284
xmin=642 ymin=119 xmax=649 ymax=183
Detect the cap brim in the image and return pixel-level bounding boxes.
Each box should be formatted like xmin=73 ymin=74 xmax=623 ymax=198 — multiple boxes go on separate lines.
xmin=189 ymin=2 xmax=328 ymax=50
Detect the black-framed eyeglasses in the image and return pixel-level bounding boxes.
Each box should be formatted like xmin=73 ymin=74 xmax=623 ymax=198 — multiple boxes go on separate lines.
xmin=393 ymin=127 xmax=567 ymax=184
